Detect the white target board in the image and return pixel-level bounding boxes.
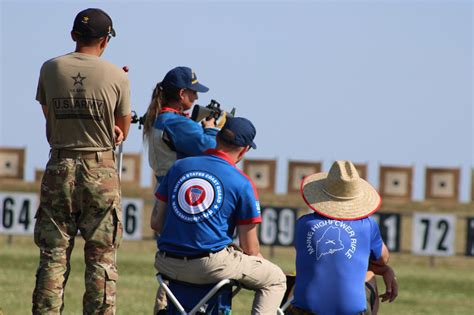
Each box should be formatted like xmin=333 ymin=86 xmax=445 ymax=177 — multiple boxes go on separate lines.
xmin=287 ymin=161 xmax=321 ymax=193
xmin=379 ymin=166 xmax=412 ymax=200
xmin=370 ymin=212 xmax=401 ymax=252
xmin=430 ymin=173 xmax=455 ymax=197
xmin=243 ymin=159 xmax=276 ymax=193
xmin=121 ymin=198 xmax=143 ymax=240
xmin=425 ymin=168 xmax=460 ymax=201
xmin=247 ymin=164 xmax=270 ymax=188
xmin=0 ymin=148 xmax=25 ymax=179
xmin=383 ymin=172 xmax=409 ymax=196
xmin=121 ymin=158 xmax=137 ymax=182
xmin=259 ymin=207 xmax=297 ymax=246
xmin=0 ymin=192 xmax=143 ymax=240
xmin=0 ymin=153 xmax=20 ymax=177
xmin=120 ymin=154 xmax=141 ymax=184
xmin=0 ymin=192 xmax=38 ymax=234
xmin=290 ymin=166 xmax=314 ymax=190
xmin=412 ymin=213 xmax=456 ymax=256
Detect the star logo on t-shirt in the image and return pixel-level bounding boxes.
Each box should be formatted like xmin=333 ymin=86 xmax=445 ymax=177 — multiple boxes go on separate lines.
xmin=71 ymin=72 xmax=86 ymax=86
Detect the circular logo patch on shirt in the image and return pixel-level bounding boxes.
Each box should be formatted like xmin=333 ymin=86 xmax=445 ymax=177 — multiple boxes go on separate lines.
xmin=171 ymin=171 xmax=224 ymax=223
xmin=184 ymin=185 xmax=207 ymax=206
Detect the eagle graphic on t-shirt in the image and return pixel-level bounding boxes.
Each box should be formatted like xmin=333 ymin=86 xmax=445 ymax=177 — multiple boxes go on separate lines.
xmin=315 ymin=226 xmax=344 ymax=260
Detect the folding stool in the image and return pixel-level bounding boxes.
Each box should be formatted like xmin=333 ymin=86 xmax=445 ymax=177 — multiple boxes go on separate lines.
xmin=156 ymin=274 xmax=240 ymax=315
xmin=157 ymin=274 xmax=290 ymax=314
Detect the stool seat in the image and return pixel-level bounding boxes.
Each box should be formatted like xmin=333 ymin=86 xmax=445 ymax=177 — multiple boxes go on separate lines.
xmin=156 ymin=274 xmax=239 ymax=315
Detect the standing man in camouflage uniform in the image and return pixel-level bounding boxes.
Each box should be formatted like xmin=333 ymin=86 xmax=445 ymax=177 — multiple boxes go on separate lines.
xmin=32 ymin=8 xmax=131 ymax=314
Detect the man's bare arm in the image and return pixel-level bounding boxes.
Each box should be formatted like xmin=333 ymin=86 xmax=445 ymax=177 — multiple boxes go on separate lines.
xmin=115 ymin=113 xmax=132 ymax=140
xmin=150 ymin=200 xmax=167 ymax=233
xmin=369 ymin=243 xmax=398 ymax=303
xmin=237 ymin=224 xmax=262 ymax=257
xmin=114 ymin=126 xmax=124 ymax=145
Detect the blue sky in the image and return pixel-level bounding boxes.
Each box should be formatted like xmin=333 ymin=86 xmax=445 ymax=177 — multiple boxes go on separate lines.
xmin=1 ymin=0 xmax=472 ymax=201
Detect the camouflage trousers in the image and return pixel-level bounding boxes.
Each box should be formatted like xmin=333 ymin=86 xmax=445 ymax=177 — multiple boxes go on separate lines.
xmin=32 ymin=155 xmax=122 ymax=315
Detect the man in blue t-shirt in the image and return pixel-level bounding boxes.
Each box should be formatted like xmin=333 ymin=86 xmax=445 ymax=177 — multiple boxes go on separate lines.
xmin=151 ymin=117 xmax=287 ymax=314
xmin=289 ymin=161 xmax=398 ymax=315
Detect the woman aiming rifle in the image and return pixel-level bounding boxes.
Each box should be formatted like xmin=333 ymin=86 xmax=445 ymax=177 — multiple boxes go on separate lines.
xmin=143 ymin=66 xmax=218 ymax=184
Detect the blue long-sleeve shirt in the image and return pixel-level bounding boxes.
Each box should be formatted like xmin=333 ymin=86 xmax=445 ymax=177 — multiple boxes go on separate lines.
xmin=147 ymin=111 xmax=218 ymax=180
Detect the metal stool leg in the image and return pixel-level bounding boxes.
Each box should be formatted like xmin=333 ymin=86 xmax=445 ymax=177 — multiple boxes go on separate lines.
xmin=156 ymin=274 xmax=186 ymax=314
xmin=278 ymin=295 xmax=294 ymax=314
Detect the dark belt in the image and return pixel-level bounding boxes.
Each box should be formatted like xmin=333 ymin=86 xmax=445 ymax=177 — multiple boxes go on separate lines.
xmin=285 ymin=305 xmax=316 ymax=315
xmin=286 ymin=305 xmax=364 ymax=315
xmin=51 ymin=149 xmax=115 ymax=160
xmin=159 ymin=250 xmax=214 ymax=260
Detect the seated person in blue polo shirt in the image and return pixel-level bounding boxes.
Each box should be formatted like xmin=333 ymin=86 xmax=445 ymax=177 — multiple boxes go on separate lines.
xmin=288 ymin=161 xmax=398 ymax=315
xmin=151 ymin=116 xmax=287 ymax=314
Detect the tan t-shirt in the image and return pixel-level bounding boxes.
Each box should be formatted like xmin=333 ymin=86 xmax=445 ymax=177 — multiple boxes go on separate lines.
xmin=36 ymin=52 xmax=131 ymax=151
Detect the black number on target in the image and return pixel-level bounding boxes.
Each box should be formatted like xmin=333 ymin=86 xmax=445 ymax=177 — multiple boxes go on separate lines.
xmin=124 ymin=204 xmax=137 ymax=234
xmin=437 ymin=220 xmax=449 ymax=251
xmin=420 ymin=219 xmax=430 ymax=250
xmin=18 ymin=200 xmax=31 ymax=230
xmin=2 ymin=197 xmax=14 ymax=228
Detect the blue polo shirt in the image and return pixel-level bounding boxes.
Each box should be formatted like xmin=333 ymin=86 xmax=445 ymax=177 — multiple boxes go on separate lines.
xmin=156 ymin=149 xmax=262 ymax=255
xmin=292 ymin=213 xmax=383 ymax=315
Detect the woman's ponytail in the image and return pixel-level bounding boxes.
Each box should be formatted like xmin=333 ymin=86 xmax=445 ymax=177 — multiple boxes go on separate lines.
xmin=143 ymin=82 xmax=162 ymax=138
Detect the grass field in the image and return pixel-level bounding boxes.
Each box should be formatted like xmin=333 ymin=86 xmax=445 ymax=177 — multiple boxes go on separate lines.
xmin=1 ymin=236 xmax=473 ymax=315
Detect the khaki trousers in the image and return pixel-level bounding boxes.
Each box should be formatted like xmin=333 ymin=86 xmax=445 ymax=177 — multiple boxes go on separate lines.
xmin=154 ymin=246 xmax=287 ymax=315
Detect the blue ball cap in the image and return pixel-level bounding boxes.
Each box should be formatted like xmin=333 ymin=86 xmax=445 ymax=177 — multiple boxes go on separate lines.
xmin=219 ymin=117 xmax=257 ymax=149
xmin=162 ymin=66 xmax=209 ymax=93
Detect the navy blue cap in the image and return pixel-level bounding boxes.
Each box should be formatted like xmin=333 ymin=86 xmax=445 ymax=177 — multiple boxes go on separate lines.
xmin=72 ymin=8 xmax=116 ymax=38
xmin=162 ymin=67 xmax=209 ymax=93
xmin=219 ymin=117 xmax=257 ymax=149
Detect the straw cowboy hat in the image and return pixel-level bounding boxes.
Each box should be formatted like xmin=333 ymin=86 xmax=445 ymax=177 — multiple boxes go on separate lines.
xmin=301 ymin=160 xmax=381 ymax=220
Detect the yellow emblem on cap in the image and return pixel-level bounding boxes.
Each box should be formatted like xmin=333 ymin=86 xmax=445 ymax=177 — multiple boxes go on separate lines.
xmin=191 ymin=71 xmax=198 ymax=84
xmin=82 ymin=16 xmax=89 ymax=24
